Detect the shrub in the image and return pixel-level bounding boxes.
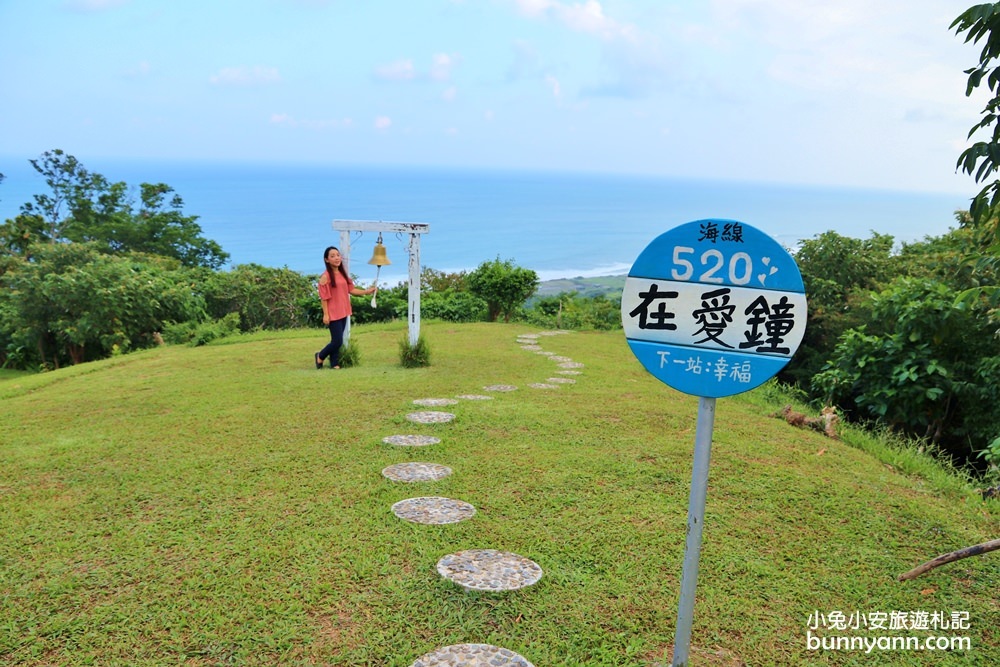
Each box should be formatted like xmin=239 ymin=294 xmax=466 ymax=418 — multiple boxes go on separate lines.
xmin=338 ymin=337 xmax=361 ymax=368
xmin=399 ymin=335 xmax=431 ymax=368
xmin=162 ymin=312 xmax=241 ymax=347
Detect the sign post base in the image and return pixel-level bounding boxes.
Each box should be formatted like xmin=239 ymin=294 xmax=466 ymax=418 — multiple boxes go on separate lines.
xmin=671 ymin=396 xmax=716 ymax=667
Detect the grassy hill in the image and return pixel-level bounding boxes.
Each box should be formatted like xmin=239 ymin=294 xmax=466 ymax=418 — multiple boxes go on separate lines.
xmin=1 ymin=321 xmax=997 ymax=666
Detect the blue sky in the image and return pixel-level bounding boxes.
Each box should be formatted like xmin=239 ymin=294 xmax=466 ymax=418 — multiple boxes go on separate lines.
xmin=0 ymin=0 xmax=987 ymax=194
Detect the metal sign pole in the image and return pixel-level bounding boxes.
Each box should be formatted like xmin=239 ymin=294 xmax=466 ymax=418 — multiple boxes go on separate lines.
xmin=672 ymin=395 xmax=716 ymax=667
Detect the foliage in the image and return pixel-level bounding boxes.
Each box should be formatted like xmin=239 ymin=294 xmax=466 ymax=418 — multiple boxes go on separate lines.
xmin=979 ymin=436 xmax=1000 ymax=479
xmin=338 ymin=337 xmax=361 ymax=368
xmin=953 ymin=4 xmax=1000 ymax=226
xmin=0 ymin=243 xmax=205 ymax=368
xmin=421 ymin=267 xmax=468 ymax=292
xmin=162 ymin=312 xmax=241 ymax=347
xmin=524 ymin=292 xmax=622 ymax=330
xmin=201 ymin=264 xmax=313 ymax=331
xmin=421 ymin=289 xmax=487 ymax=322
xmin=783 ymin=231 xmax=895 ymax=386
xmin=3 ymin=150 xmax=228 ymax=269
xmin=347 ymin=280 xmax=407 ymax=325
xmin=466 ymin=257 xmax=539 ymax=322
xmin=813 ymin=277 xmax=1000 ymax=464
xmin=398 ymin=334 xmax=431 ymax=367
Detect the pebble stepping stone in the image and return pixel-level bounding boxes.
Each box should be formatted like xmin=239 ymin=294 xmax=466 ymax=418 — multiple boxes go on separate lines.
xmin=520 ymin=345 xmax=543 ymax=351
xmin=517 ymin=334 xmax=540 ymax=340
xmin=436 ymin=549 xmax=543 ymax=592
xmin=557 ymin=362 xmax=584 ymax=369
xmin=382 ymin=462 xmax=453 ymax=482
xmin=412 ymin=398 xmax=459 ymax=407
xmin=556 ymin=370 xmax=582 ymax=375
xmin=410 ymin=643 xmax=534 ymax=667
xmin=392 ymin=497 xmax=476 ymax=524
xmin=406 ymin=411 xmax=456 ymax=424
xmin=534 ymin=350 xmax=555 ymax=355
xmin=549 ymin=355 xmax=573 ymax=362
xmin=546 ymin=377 xmax=576 ymax=384
xmin=382 ymin=435 xmax=442 ymax=447
xmin=539 ymin=330 xmax=568 ymax=335
xmin=483 ymin=384 xmax=517 ymax=392
xmin=528 ymin=383 xmax=559 ymax=389
xmin=455 ymin=394 xmax=494 ymax=400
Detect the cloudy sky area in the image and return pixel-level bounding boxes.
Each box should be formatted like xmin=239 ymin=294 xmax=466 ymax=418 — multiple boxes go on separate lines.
xmin=0 ymin=0 xmax=988 ymax=194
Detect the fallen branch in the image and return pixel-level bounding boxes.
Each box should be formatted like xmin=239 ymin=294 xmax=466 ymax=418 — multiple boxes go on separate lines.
xmin=898 ymin=538 xmax=1000 ymax=581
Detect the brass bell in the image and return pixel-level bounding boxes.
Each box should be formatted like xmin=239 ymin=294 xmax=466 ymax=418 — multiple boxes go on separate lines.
xmin=368 ymin=233 xmax=391 ymax=266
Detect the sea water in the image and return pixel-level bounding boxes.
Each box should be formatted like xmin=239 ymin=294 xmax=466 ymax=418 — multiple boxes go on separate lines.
xmin=0 ymin=158 xmax=973 ymax=284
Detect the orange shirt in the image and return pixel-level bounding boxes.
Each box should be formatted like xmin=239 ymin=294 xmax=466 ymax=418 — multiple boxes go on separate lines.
xmin=318 ymin=272 xmax=355 ymax=321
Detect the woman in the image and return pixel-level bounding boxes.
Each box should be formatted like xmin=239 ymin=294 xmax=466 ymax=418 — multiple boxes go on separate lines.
xmin=315 ymin=246 xmax=376 ymax=369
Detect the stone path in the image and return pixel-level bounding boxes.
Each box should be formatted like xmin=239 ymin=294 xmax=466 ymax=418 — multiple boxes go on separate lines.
xmin=375 ymin=329 xmax=583 ymax=666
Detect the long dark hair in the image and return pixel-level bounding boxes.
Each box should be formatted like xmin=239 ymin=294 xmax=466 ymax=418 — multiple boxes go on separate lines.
xmin=323 ymin=246 xmax=351 ymax=286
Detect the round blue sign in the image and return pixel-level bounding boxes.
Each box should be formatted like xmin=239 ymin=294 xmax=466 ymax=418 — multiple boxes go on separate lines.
xmin=621 ymin=219 xmax=807 ymax=398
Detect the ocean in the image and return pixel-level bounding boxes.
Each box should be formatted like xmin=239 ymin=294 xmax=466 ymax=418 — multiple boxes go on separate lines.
xmin=0 ymin=158 xmax=974 ymax=285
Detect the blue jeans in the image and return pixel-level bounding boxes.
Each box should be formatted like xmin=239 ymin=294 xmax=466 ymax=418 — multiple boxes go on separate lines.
xmin=318 ymin=317 xmax=347 ymax=367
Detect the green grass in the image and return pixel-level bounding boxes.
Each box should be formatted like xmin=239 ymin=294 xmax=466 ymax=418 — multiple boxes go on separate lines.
xmin=1 ymin=321 xmax=997 ymax=666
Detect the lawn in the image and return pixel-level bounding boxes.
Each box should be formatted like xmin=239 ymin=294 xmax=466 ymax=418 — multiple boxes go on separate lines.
xmin=1 ymin=321 xmax=996 ymax=666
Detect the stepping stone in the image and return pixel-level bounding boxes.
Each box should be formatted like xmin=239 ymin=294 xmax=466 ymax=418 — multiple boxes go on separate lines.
xmin=549 ymin=355 xmax=573 ymax=362
xmin=392 ymin=497 xmax=476 ymax=524
xmin=436 ymin=549 xmax=543 ymax=592
xmin=557 ymin=362 xmax=584 ymax=369
xmin=534 ymin=350 xmax=555 ymax=355
xmin=539 ymin=330 xmax=568 ymax=336
xmin=455 ymin=394 xmax=493 ymax=400
xmin=410 ymin=644 xmax=534 ymax=667
xmin=520 ymin=345 xmax=543 ymax=351
xmin=382 ymin=435 xmax=442 ymax=447
xmin=517 ymin=334 xmax=540 ymax=340
xmin=483 ymin=384 xmax=517 ymax=392
xmin=528 ymin=383 xmax=559 ymax=389
xmin=406 ymin=411 xmax=455 ymax=424
xmin=382 ymin=462 xmax=453 ymax=482
xmin=546 ymin=377 xmax=576 ymax=384
xmin=556 ymin=370 xmax=582 ymax=375
xmin=412 ymin=398 xmax=459 ymax=407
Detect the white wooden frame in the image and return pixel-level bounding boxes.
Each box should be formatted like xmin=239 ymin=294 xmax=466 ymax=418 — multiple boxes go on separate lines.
xmin=331 ymin=219 xmax=430 ymax=346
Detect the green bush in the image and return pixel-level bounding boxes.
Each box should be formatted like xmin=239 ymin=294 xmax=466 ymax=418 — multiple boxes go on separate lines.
xmin=338 ymin=337 xmax=361 ymax=368
xmin=398 ymin=335 xmax=431 ymax=368
xmin=162 ymin=312 xmax=241 ymax=347
xmin=203 ymin=264 xmax=313 ymax=331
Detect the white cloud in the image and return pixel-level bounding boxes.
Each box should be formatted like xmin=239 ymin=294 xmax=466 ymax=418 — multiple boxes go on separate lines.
xmin=376 ymin=53 xmax=459 ymax=83
xmin=442 ymin=86 xmax=458 ymax=102
xmin=270 ymin=113 xmax=353 ymax=130
xmin=511 ymin=0 xmax=635 ymax=42
xmin=375 ymin=59 xmax=416 ymax=81
xmin=63 ymin=0 xmax=128 ymax=11
xmin=374 ymin=116 xmax=392 ymax=130
xmin=124 ymin=60 xmax=151 ymax=78
xmin=210 ymin=66 xmax=281 ymax=86
xmin=545 ymin=75 xmax=561 ymax=98
xmin=431 ymin=53 xmax=456 ymax=81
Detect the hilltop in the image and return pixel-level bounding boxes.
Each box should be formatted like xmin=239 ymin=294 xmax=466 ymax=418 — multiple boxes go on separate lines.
xmin=0 ymin=321 xmax=996 ymax=666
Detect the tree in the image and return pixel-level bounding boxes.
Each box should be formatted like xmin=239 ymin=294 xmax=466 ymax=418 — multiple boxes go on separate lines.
xmin=201 ymin=264 xmax=314 ymax=331
xmin=1 ymin=243 xmax=205 ymax=368
xmin=466 ymin=257 xmax=539 ymax=322
xmin=6 ymin=150 xmax=229 ymax=269
xmin=952 ymin=4 xmax=1000 ymax=294
xmin=782 ymin=231 xmax=895 ymax=387
xmin=813 ymin=277 xmax=1000 ymax=463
